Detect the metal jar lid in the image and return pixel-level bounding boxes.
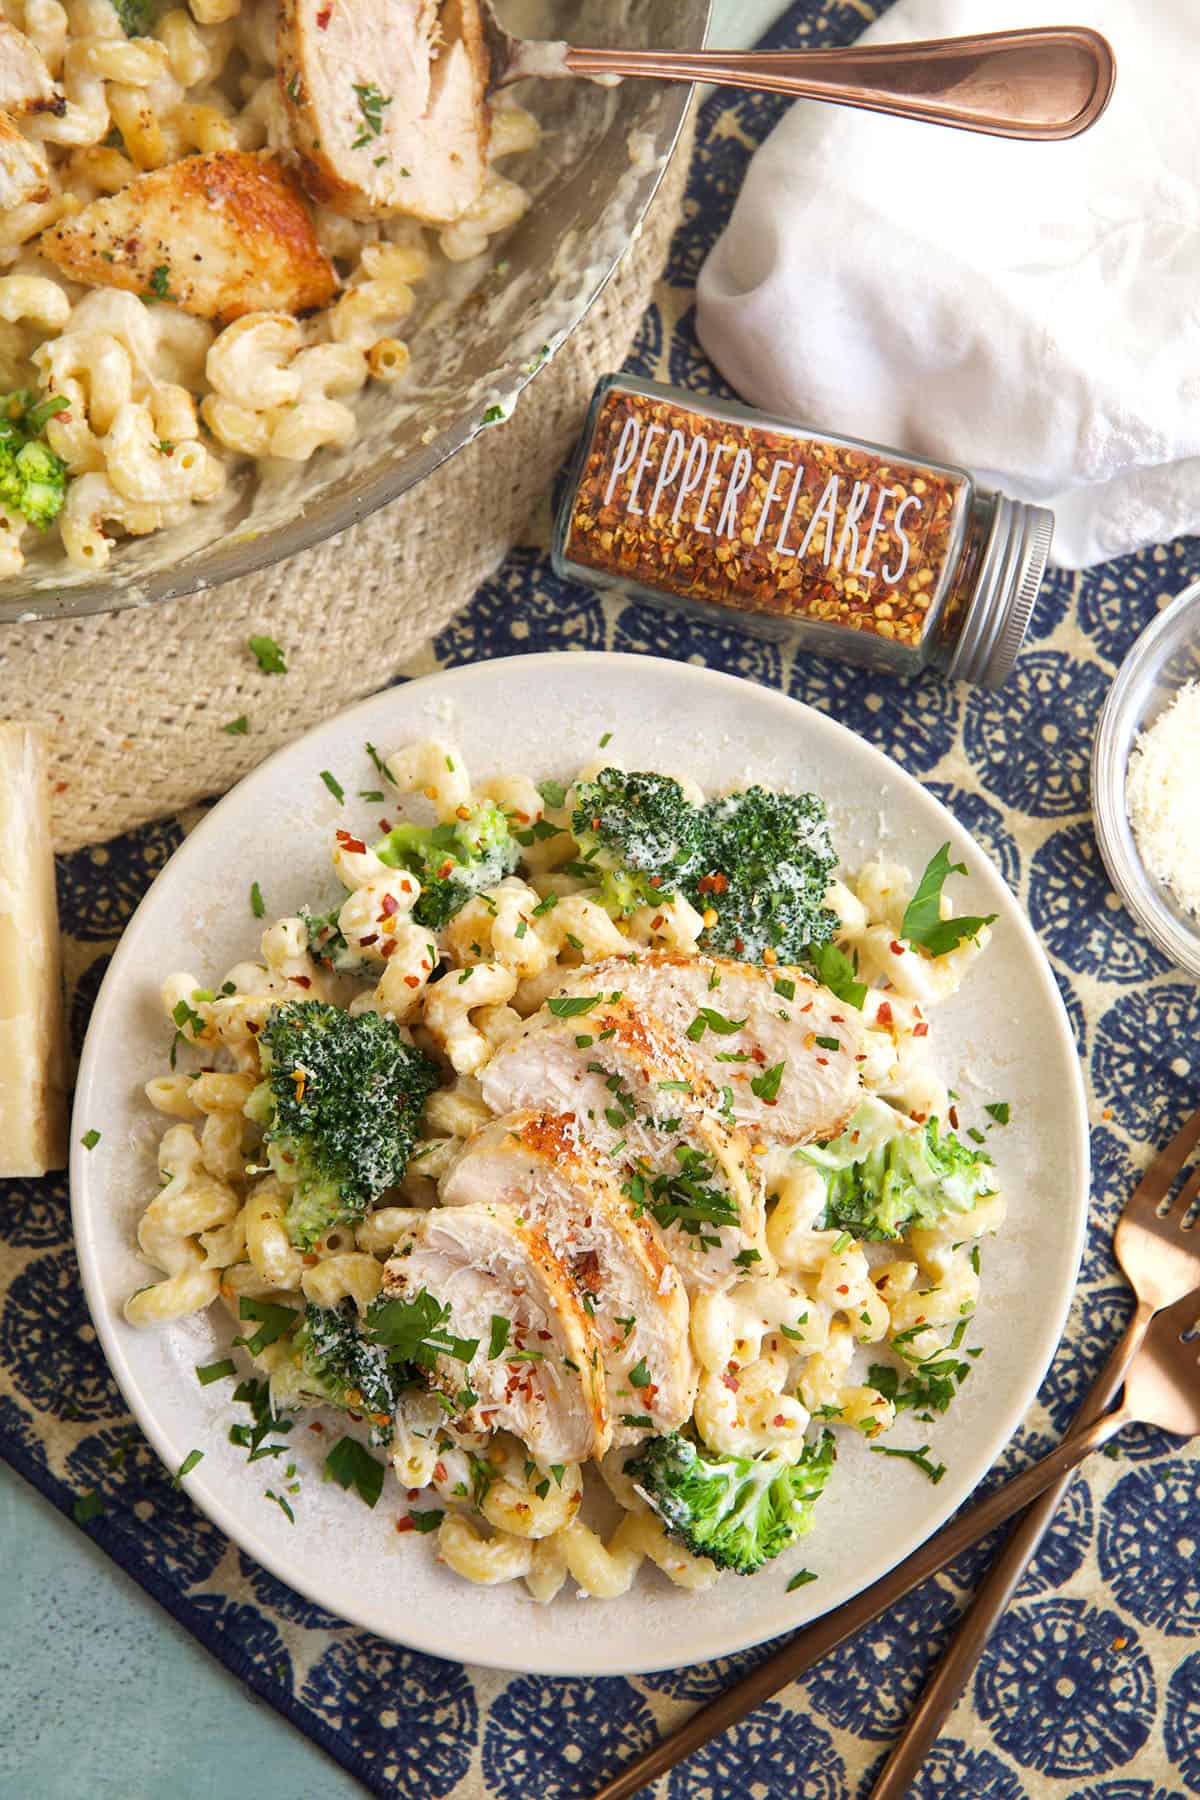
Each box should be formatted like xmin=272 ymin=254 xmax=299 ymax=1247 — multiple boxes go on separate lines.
xmin=947 ymin=495 xmax=1055 ymax=688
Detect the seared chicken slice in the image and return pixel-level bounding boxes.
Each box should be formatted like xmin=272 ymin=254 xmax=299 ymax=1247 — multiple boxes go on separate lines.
xmin=0 ymin=111 xmax=50 ymax=209
xmin=383 ymin=1204 xmax=609 ymax=1464
xmin=442 ymin=1112 xmax=695 ymax=1444
xmin=552 ymin=953 xmax=865 ymax=1148
xmin=0 ymin=20 xmax=62 ymax=117
xmin=278 ymin=0 xmax=490 ymax=225
xmin=41 ymin=152 xmax=336 ymax=326
xmin=478 ymin=993 xmax=769 ymax=1292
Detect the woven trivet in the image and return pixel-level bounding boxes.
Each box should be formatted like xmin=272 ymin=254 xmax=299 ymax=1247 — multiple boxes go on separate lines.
xmin=0 ymin=117 xmax=693 ymax=853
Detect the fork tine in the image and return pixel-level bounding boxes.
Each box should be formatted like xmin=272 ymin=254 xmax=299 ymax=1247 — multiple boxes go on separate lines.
xmin=1129 ymin=1104 xmax=1200 ymax=1213
xmin=1167 ymin=1163 xmax=1200 ymax=1219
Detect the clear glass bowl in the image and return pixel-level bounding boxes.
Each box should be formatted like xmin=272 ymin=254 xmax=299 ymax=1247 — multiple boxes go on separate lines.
xmin=1092 ymin=576 xmax=1200 ymax=979
xmin=0 ymin=0 xmax=709 ymax=625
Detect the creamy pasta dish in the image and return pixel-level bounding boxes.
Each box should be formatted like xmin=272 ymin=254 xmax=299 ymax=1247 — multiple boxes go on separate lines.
xmin=0 ymin=0 xmax=537 ymax=576
xmin=126 ymin=740 xmax=1009 ymax=1600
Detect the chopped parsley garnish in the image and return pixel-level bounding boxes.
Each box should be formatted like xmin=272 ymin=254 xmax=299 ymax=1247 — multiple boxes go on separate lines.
xmin=538 ymin=778 xmax=567 ymax=808
xmin=750 ymin=1061 xmax=784 ymax=1102
xmin=73 ymin=1490 xmax=104 ymax=1525
xmin=685 ymin=1007 xmax=747 ymax=1042
xmin=804 ymin=940 xmax=867 ymax=1009
xmin=481 ymin=404 xmax=506 ymax=426
xmin=143 ymin=262 xmax=175 ymax=303
xmin=366 ymin=1290 xmax=478 ymax=1366
xmin=249 ymin=634 xmax=287 ymax=675
xmin=324 ymin=1436 xmax=385 ymax=1507
xmin=786 ymin=1568 xmax=818 ymax=1591
xmin=869 ymin=1443 xmax=947 ymax=1484
xmin=359 ymin=789 xmax=385 ymax=803
xmin=868 ymin=1332 xmax=975 ymax=1417
xmin=365 ymin=741 xmax=394 ymax=784
xmin=80 ymin=1128 xmax=101 ymax=1151
xmin=229 ymin=1378 xmax=293 ymax=1463
xmin=901 ymin=844 xmax=997 ymax=957
xmin=407 ymin=1508 xmax=444 ymax=1533
xmin=830 ymin=1231 xmax=852 ymax=1255
xmin=733 ymin=1248 xmax=762 ymax=1269
xmin=628 ymin=1359 xmax=651 ymax=1388
xmin=984 ymin=1102 xmax=1011 ymax=1125
xmin=223 ymin=715 xmax=249 ymax=735
xmin=657 ymin=1079 xmax=692 ymax=1092
xmin=774 ymin=977 xmax=796 ymax=1000
xmin=250 ymin=880 xmax=265 ymax=918
xmin=172 ymin=1448 xmax=204 ymax=1486
xmin=265 ymin=1488 xmax=295 ymax=1523
xmin=546 ymin=994 xmax=601 ymax=1019
xmin=232 ymin=1296 xmax=297 ymax=1356
xmin=351 ymin=82 xmax=393 ymax=148
xmin=196 ymin=1357 xmax=236 ymax=1386
xmin=320 ymin=769 xmax=345 ymax=804
xmin=814 ymin=1035 xmax=841 ymax=1053
xmin=621 ymin=1413 xmax=653 ymax=1429
xmin=968 ymin=1127 xmax=986 ymax=1145
xmin=488 ymin=1315 xmax=511 ymax=1359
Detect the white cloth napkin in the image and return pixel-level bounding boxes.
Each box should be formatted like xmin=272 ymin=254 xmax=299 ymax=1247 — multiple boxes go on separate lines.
xmin=696 ymin=0 xmax=1200 ymax=568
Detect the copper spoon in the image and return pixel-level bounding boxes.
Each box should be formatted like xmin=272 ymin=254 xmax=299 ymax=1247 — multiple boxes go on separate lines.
xmin=590 ymin=1286 xmax=1200 ymax=1800
xmin=482 ymin=20 xmax=1116 ymax=143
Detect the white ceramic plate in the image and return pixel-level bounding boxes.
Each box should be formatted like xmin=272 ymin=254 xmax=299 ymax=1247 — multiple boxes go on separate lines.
xmin=71 ymin=653 xmax=1089 ymax=1675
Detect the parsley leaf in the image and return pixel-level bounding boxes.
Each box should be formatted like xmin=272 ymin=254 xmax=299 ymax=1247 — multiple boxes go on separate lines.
xmin=750 ymin=1061 xmax=784 ymax=1102
xmin=804 ymin=940 xmax=867 ymax=1009
xmin=325 ymin=1436 xmax=385 ymax=1507
xmin=546 ymin=995 xmax=602 ymax=1019
xmin=901 ymin=845 xmax=996 ymax=957
xmin=870 ymin=1442 xmax=947 ymax=1484
xmin=248 ymin=634 xmax=287 ymax=675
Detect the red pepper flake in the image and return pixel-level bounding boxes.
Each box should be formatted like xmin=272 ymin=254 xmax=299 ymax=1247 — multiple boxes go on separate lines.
xmin=800 ymin=1000 xmax=814 ymax=1014
xmin=54 ymin=780 xmax=69 ymax=794
xmin=816 ymin=1056 xmax=829 ymax=1066
xmin=403 ymin=973 xmax=420 ymax=988
xmin=380 ymin=893 xmax=400 ymax=917
xmin=536 ymin=1329 xmax=552 ymax=1341
xmin=948 ymin=1105 xmax=960 ymax=1129
xmin=378 ymin=817 xmax=391 ymax=832
xmin=437 ymin=859 xmax=455 ymax=880
xmin=876 ymin=1000 xmax=893 ymax=1026
xmin=406 ymin=1488 xmax=420 ymax=1500
xmin=697 ymin=872 xmax=729 ymax=896
xmin=291 ymin=974 xmax=312 ymax=988
xmin=336 ymin=830 xmax=367 ymax=854
xmin=890 ymin=940 xmax=906 ymax=957
xmin=395 ymin=1515 xmax=415 ymax=1533
xmin=836 ymin=1284 xmax=850 ymax=1295
xmin=380 ymin=939 xmax=398 ymax=958
xmin=359 ymin=932 xmax=378 ymax=946
xmin=434 ymin=1461 xmax=447 ymax=1483
xmin=721 ymin=1372 xmax=740 ymax=1392
xmin=308 ymin=1421 xmax=325 ymax=1434
xmin=772 ymin=1413 xmax=788 ymax=1428
xmin=301 ymin=1251 xmax=319 ymax=1266
xmin=650 ymin=914 xmax=665 ymax=930
xmin=913 ymin=1022 xmax=930 ymax=1038
xmin=315 ymin=2 xmax=331 ymax=22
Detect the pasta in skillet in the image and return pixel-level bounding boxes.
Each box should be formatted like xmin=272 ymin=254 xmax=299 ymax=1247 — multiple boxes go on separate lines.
xmin=0 ymin=0 xmax=540 ymax=576
xmin=126 ymin=738 xmax=1008 ymax=1600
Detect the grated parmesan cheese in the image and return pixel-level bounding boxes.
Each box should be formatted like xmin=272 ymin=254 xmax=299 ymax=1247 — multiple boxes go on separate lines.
xmin=1126 ymin=679 xmax=1200 ymax=916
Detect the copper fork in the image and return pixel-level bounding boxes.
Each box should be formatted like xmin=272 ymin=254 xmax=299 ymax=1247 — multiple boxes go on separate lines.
xmin=869 ymin=1104 xmax=1200 ymax=1798
xmin=481 ymin=19 xmax=1116 ymax=144
xmin=592 ymin=1105 xmax=1200 ymax=1800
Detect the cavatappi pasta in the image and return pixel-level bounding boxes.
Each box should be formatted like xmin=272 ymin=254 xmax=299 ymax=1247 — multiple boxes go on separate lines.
xmin=0 ymin=0 xmax=540 ymax=577
xmin=126 ymin=739 xmax=1006 ymax=1601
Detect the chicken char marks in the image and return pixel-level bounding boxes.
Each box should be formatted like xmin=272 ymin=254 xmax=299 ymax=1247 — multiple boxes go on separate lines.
xmin=477 ymin=992 xmax=770 ymax=1292
xmin=383 ymin=1204 xmax=609 ymax=1464
xmin=441 ymin=1111 xmax=696 ymax=1445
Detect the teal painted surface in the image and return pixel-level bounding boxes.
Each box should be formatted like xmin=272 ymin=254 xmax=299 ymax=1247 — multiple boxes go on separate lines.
xmin=0 ymin=7 xmax=783 ymax=1795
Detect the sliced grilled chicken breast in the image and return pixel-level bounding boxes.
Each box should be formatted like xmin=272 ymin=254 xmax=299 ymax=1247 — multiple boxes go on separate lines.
xmin=383 ymin=1204 xmax=609 ymax=1464
xmin=0 ymin=20 xmax=61 ymax=117
xmin=41 ymin=152 xmax=336 ymax=325
xmin=0 ymin=111 xmax=50 ymax=209
xmin=478 ymin=992 xmax=770 ymax=1291
xmin=278 ymin=0 xmax=490 ymax=225
xmin=442 ymin=1112 xmax=695 ymax=1444
xmin=552 ymin=952 xmax=865 ymax=1148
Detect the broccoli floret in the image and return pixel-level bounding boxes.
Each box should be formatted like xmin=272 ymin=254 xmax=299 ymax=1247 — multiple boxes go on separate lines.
xmin=299 ymin=903 xmax=373 ymax=975
xmin=627 ymin=1431 xmax=836 ymax=1574
xmin=375 ymin=798 xmax=519 ymax=929
xmin=245 ymin=1001 xmax=441 ymax=1249
xmin=801 ymin=1106 xmax=997 ymax=1241
xmin=111 ymin=0 xmax=155 ymax=34
xmin=689 ymin=787 xmax=838 ymax=963
xmin=564 ymin=770 xmax=837 ymax=962
xmin=0 ymin=391 xmax=67 ymax=530
xmin=270 ymin=1300 xmax=403 ymax=1446
xmin=570 ymin=769 xmax=705 ymax=917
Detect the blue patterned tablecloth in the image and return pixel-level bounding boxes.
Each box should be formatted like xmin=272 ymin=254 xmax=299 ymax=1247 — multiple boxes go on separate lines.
xmin=4 ymin=3 xmax=1200 ymax=1796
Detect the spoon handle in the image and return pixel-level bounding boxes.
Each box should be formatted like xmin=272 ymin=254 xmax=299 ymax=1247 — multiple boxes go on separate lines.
xmin=564 ymin=28 xmax=1116 ymax=142
xmin=590 ymin=1408 xmax=1122 ymax=1800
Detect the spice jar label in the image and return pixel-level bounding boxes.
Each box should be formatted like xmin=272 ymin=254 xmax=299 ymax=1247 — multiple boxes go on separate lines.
xmin=559 ymin=380 xmax=969 ymax=648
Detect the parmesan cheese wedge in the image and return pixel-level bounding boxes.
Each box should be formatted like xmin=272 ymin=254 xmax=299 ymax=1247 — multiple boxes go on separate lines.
xmin=0 ymin=723 xmax=67 ymax=1175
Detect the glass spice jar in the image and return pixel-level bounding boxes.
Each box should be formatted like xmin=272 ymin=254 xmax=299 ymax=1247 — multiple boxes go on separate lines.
xmin=552 ymin=375 xmax=1055 ymax=688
